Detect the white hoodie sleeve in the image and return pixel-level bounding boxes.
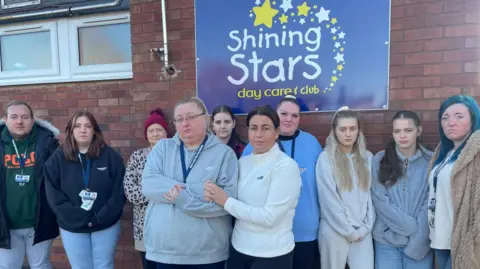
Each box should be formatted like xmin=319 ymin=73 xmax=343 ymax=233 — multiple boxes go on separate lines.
xmin=224 ymin=157 xmax=301 ymax=227
xmin=316 ymin=152 xmax=360 ymax=242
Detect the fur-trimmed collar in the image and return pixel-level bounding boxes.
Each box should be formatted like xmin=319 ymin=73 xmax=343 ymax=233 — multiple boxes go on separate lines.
xmin=0 ymin=118 xmax=60 ymax=138
xmin=430 ymin=130 xmax=480 ymax=179
xmin=451 ymin=130 xmax=480 ymax=179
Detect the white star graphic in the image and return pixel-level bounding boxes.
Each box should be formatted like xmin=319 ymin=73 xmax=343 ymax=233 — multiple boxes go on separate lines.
xmin=333 ymin=70 xmax=337 ymax=74
xmin=334 ymin=42 xmax=341 ymax=48
xmin=338 ymin=31 xmax=346 ymax=39
xmin=334 ymin=53 xmax=344 ymax=63
xmin=299 ymin=18 xmax=306 ymax=25
xmin=255 ymin=0 xmax=261 ymax=5
xmin=330 ymin=83 xmax=334 ymax=87
xmin=331 ymin=28 xmax=337 ymax=34
xmin=315 ymin=7 xmax=330 ymax=24
xmin=279 ymin=0 xmax=293 ymax=13
xmin=250 ymin=13 xmax=254 ymax=17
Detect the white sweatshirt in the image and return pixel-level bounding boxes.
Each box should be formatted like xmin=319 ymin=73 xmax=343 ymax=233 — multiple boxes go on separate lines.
xmin=428 ymin=160 xmax=455 ymax=250
xmin=316 ymin=151 xmax=375 ymax=242
xmin=224 ymin=143 xmax=301 ymax=258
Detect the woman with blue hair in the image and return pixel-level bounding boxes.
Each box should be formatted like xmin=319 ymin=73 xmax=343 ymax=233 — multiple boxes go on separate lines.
xmin=427 ymin=94 xmax=480 ymax=269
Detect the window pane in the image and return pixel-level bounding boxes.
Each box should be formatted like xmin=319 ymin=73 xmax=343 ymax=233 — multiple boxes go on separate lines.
xmin=0 ymin=31 xmax=52 ymax=71
xmin=78 ymin=23 xmax=131 ymax=66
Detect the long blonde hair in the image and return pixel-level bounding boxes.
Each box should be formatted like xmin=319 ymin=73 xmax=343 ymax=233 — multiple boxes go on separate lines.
xmin=326 ymin=108 xmax=370 ymax=192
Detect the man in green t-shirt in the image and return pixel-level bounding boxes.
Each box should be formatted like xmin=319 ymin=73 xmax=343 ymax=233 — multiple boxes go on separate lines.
xmin=0 ymin=101 xmax=60 ymax=269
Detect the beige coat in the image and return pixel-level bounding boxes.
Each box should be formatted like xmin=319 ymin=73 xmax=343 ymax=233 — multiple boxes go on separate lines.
xmin=427 ymin=130 xmax=480 ymax=269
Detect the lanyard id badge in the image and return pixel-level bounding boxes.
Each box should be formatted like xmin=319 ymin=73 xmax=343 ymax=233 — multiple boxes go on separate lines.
xmin=180 ymin=136 xmax=208 ymax=181
xmin=12 ymin=139 xmax=30 ymax=186
xmin=78 ymin=154 xmax=96 ymax=211
xmin=79 ymin=189 xmax=97 ymax=211
xmin=15 ymin=174 xmax=30 ymax=184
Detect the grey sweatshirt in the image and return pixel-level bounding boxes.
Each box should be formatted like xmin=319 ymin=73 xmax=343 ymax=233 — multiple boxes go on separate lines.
xmin=371 ymin=147 xmax=433 ymax=261
xmin=142 ymin=133 xmax=238 ymax=264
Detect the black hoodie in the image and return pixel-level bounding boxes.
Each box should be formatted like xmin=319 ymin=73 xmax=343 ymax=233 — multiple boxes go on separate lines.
xmin=45 ymin=146 xmax=126 ymax=233
xmin=0 ymin=119 xmax=60 ymax=249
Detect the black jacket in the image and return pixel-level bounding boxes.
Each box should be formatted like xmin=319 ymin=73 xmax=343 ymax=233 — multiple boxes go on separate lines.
xmin=0 ymin=120 xmax=60 ymax=249
xmin=45 ymin=146 xmax=126 ymax=233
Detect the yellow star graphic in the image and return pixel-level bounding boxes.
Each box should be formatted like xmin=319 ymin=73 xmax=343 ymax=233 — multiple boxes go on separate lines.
xmin=313 ymin=4 xmax=318 ymax=9
xmin=297 ymin=2 xmax=310 ymax=17
xmin=333 ymin=36 xmax=337 ymax=40
xmin=337 ymin=64 xmax=344 ymax=71
xmin=253 ymin=0 xmax=279 ymax=28
xmin=331 ymin=18 xmax=337 ymax=24
xmin=332 ymin=76 xmax=338 ymax=82
xmin=326 ymin=24 xmax=330 ymax=28
xmin=310 ymin=18 xmax=315 ymax=22
xmin=272 ymin=1 xmax=276 ymax=4
xmin=279 ymin=14 xmax=288 ymax=24
xmin=340 ymin=47 xmax=345 ymax=52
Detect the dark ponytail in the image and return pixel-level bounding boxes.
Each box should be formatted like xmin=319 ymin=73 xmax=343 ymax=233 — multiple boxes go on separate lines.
xmin=378 ymin=110 xmax=424 ymax=187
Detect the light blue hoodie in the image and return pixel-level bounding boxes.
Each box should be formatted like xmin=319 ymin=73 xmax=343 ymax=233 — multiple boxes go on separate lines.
xmin=371 ymin=147 xmax=433 ymax=261
xmin=142 ymin=133 xmax=238 ymax=265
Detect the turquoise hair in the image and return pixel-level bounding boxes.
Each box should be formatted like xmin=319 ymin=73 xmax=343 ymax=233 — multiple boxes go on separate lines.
xmin=434 ymin=94 xmax=480 ymax=166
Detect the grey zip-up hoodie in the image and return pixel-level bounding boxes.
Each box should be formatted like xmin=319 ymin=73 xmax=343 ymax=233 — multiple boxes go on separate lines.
xmin=142 ymin=133 xmax=238 ymax=265
xmin=371 ymin=147 xmax=433 ymax=261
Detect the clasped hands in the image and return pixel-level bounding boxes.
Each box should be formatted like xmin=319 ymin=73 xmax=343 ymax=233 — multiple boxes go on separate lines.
xmin=163 ymin=181 xmax=228 ymax=207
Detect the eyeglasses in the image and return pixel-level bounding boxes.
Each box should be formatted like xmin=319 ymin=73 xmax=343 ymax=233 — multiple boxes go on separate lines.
xmin=173 ymin=112 xmax=205 ymax=125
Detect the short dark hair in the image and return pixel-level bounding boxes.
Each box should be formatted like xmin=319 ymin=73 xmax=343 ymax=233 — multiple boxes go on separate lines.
xmin=62 ymin=110 xmax=106 ymax=161
xmin=5 ymin=100 xmax=34 ymax=118
xmin=246 ymin=105 xmax=280 ymax=128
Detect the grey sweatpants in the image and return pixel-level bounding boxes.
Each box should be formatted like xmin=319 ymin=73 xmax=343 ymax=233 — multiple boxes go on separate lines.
xmin=319 ymin=220 xmax=374 ymax=269
xmin=0 ymin=228 xmax=53 ymax=269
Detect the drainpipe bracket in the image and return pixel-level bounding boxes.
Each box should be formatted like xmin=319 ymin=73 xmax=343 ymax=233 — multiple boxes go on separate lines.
xmin=150 ymin=48 xmax=165 ymax=62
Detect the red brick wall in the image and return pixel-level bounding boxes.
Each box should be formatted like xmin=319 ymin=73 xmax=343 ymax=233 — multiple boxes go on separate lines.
xmin=2 ymin=0 xmax=479 ymax=268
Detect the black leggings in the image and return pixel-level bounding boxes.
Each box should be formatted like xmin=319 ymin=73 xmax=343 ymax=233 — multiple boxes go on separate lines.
xmin=227 ymin=247 xmax=294 ymax=269
xmin=140 ymin=251 xmax=157 ymax=269
xmin=292 ymin=240 xmax=320 ymax=269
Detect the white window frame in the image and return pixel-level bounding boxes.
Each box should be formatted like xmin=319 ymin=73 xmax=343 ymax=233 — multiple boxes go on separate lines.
xmin=68 ymin=13 xmax=132 ymax=81
xmin=1 ymin=0 xmax=41 ymax=9
xmin=0 ymin=21 xmax=60 ymax=80
xmin=0 ymin=12 xmax=132 ymax=87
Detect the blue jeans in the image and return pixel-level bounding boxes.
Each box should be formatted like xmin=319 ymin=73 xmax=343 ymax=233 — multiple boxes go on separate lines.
xmin=374 ymin=242 xmax=434 ymax=269
xmin=434 ymin=249 xmax=451 ymax=269
xmin=60 ymin=222 xmax=121 ymax=269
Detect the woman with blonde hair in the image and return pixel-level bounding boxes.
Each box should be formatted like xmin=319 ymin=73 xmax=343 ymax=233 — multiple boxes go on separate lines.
xmin=316 ymin=107 xmax=375 ymax=269
xmin=141 ymin=97 xmax=238 ymax=269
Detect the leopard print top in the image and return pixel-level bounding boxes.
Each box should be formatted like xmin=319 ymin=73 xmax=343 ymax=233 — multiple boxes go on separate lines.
xmin=123 ymin=147 xmax=150 ymax=241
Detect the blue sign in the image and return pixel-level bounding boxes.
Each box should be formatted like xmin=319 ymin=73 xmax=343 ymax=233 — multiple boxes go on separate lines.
xmin=195 ymin=0 xmax=391 ymax=114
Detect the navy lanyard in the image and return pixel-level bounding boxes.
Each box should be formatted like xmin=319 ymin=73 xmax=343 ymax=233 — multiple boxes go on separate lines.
xmin=11 ymin=139 xmax=29 ymax=173
xmin=277 ymin=131 xmax=298 ymax=159
xmin=180 ymin=136 xmax=208 ymax=181
xmin=78 ymin=154 xmax=91 ymax=190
